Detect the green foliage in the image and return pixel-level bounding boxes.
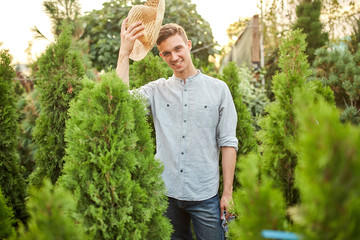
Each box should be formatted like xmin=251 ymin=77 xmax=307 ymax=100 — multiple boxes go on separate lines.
xmin=81 ymin=0 xmax=217 ymax=71
xmin=293 ymin=93 xmax=360 ymax=239
xmin=348 ymin=17 xmax=360 ymax=54
xmin=220 ymin=62 xmax=257 ymax=155
xmin=17 ymin=90 xmax=40 ymax=180
xmin=0 ymin=49 xmax=27 ymax=223
xmin=293 ymin=0 xmax=328 ymax=64
xmin=228 ymin=153 xmax=288 ymax=240
xmin=34 ymin=0 xmax=83 ymax=39
xmin=236 ymin=65 xmax=270 ymax=130
xmin=129 ymin=52 xmax=172 ymax=89
xmin=17 ymin=179 xmax=88 ymax=240
xmin=30 ymin=24 xmax=84 ymax=187
xmin=0 ymin=188 xmax=15 ymax=239
xmin=220 ymin=62 xmax=257 ymax=195
xmin=258 ymin=29 xmax=310 ymax=207
xmin=60 ymin=71 xmax=172 ymax=239
xmin=313 ymin=45 xmax=360 ymax=125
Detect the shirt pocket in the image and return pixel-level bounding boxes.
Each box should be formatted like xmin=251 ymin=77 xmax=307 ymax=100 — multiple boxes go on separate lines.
xmin=157 ymin=103 xmax=179 ymax=126
xmin=195 ymin=104 xmax=219 ymax=128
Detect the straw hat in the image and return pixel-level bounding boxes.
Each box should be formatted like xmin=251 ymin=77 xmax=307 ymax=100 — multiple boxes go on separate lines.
xmin=126 ymin=0 xmax=165 ymax=61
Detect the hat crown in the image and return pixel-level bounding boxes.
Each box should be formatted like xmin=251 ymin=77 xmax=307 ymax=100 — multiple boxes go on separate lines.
xmin=126 ymin=0 xmax=165 ymax=61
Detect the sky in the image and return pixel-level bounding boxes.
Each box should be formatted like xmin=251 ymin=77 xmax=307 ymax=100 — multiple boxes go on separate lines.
xmin=0 ymin=0 xmax=259 ymax=64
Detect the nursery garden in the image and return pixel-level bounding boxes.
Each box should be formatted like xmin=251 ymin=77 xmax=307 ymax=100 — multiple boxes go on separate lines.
xmin=1 ymin=0 xmax=360 ymax=239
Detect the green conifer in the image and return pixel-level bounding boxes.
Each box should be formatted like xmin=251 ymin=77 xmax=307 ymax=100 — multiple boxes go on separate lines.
xmin=228 ymin=153 xmax=288 ymax=240
xmin=0 ymin=188 xmax=15 ymax=239
xmin=313 ymin=45 xmax=360 ymax=125
xmin=221 ymin=62 xmax=257 ymax=154
xmin=60 ymin=71 xmax=172 ymax=239
xmin=30 ymin=24 xmax=84 ymax=187
xmin=293 ymin=92 xmax=360 ymax=239
xmin=258 ymin=30 xmax=311 ymax=206
xmin=129 ymin=52 xmax=172 ymax=89
xmin=17 ymin=179 xmax=88 ymax=240
xmin=293 ymin=0 xmax=328 ymax=64
xmin=0 ymin=49 xmax=27 ymax=222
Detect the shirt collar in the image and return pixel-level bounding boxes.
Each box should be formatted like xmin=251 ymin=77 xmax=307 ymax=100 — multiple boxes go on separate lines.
xmin=172 ymin=69 xmax=201 ymax=84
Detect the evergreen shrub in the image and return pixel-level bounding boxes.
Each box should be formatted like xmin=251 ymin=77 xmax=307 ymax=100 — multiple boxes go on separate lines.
xmin=60 ymin=71 xmax=172 ymax=239
xmin=0 ymin=188 xmax=15 ymax=239
xmin=17 ymin=179 xmax=88 ymax=240
xmin=293 ymin=92 xmax=360 ymax=239
xmin=293 ymin=0 xmax=328 ymax=64
xmin=258 ymin=29 xmax=334 ymax=207
xmin=313 ymin=45 xmax=360 ymax=125
xmin=228 ymin=153 xmax=288 ymax=240
xmin=30 ymin=24 xmax=84 ymax=187
xmin=129 ymin=52 xmax=172 ymax=89
xmin=258 ymin=29 xmax=311 ymax=207
xmin=0 ymin=49 xmax=27 ymax=222
xmin=18 ymin=90 xmax=40 ymax=179
xmin=220 ymin=62 xmax=257 ymax=154
xmin=236 ymin=65 xmax=269 ymax=130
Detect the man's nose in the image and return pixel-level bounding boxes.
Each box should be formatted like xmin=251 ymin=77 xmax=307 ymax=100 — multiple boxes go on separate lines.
xmin=170 ymin=52 xmax=178 ymax=61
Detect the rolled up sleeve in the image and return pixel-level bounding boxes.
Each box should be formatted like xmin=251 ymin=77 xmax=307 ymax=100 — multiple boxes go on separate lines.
xmin=216 ymin=83 xmax=238 ymax=151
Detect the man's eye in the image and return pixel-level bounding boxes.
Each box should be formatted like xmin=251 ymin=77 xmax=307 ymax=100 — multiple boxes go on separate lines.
xmin=163 ymin=52 xmax=170 ymax=57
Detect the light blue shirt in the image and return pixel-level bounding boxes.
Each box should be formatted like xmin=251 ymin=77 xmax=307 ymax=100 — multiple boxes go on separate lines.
xmin=135 ymin=71 xmax=238 ymax=201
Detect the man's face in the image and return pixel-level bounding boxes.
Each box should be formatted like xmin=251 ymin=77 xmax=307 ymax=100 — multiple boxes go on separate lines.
xmin=158 ymin=34 xmax=192 ymax=76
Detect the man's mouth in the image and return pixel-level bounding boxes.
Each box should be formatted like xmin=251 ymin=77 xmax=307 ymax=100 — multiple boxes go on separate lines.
xmin=173 ymin=60 xmax=182 ymax=66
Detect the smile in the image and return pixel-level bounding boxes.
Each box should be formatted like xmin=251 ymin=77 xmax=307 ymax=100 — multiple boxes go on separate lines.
xmin=173 ymin=60 xmax=182 ymax=66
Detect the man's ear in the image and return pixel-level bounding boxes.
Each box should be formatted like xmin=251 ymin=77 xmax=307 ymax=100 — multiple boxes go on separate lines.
xmin=187 ymin=40 xmax=192 ymax=50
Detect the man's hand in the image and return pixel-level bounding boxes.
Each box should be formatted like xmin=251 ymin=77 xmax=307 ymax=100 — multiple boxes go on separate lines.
xmin=116 ymin=18 xmax=145 ymax=85
xmin=220 ymin=192 xmax=233 ymax=220
xmin=119 ymin=17 xmax=145 ymax=57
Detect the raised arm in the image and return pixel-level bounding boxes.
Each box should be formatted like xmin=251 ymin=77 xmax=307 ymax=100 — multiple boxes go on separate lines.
xmin=116 ymin=18 xmax=145 ymax=85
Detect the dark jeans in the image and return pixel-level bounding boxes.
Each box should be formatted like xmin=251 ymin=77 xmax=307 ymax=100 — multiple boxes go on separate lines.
xmin=165 ymin=194 xmax=225 ymax=240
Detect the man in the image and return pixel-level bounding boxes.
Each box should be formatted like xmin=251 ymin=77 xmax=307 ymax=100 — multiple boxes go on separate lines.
xmin=116 ymin=18 xmax=238 ymax=240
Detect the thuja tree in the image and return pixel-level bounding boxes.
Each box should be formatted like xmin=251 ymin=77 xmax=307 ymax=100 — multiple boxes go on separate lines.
xmin=0 ymin=188 xmax=15 ymax=239
xmin=60 ymin=71 xmax=172 ymax=239
xmin=0 ymin=49 xmax=27 ymax=223
xmin=258 ymin=29 xmax=312 ymax=206
xmin=220 ymin=62 xmax=257 ymax=154
xmin=18 ymin=90 xmax=40 ymax=179
xmin=129 ymin=52 xmax=172 ymax=89
xmin=293 ymin=0 xmax=328 ymax=64
xmin=220 ymin=62 xmax=257 ymax=194
xmin=228 ymin=153 xmax=288 ymax=240
xmin=236 ymin=65 xmax=269 ymax=130
xmin=293 ymin=93 xmax=360 ymax=239
xmin=17 ymin=179 xmax=88 ymax=240
xmin=313 ymin=44 xmax=360 ymax=125
xmin=30 ymin=24 xmax=84 ymax=187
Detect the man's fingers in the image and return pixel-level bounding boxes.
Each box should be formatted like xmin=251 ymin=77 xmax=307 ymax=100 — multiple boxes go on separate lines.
xmin=121 ymin=17 xmax=128 ymax=32
xmin=220 ymin=205 xmax=225 ymax=219
xmin=126 ymin=21 xmax=143 ymax=34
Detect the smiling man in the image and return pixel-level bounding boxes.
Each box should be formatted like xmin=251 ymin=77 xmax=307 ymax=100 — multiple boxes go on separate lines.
xmin=116 ymin=19 xmax=238 ymax=240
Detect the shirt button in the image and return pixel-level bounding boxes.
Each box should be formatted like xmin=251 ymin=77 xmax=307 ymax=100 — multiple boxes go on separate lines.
xmin=182 ymin=136 xmax=185 ymax=138
xmin=181 ymin=152 xmax=184 ymax=155
xmin=180 ymin=169 xmax=183 ymax=173
xmin=184 ymin=104 xmax=187 ymax=107
xmin=184 ymin=120 xmax=187 ymax=123
xmin=184 ymin=89 xmax=187 ymax=92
